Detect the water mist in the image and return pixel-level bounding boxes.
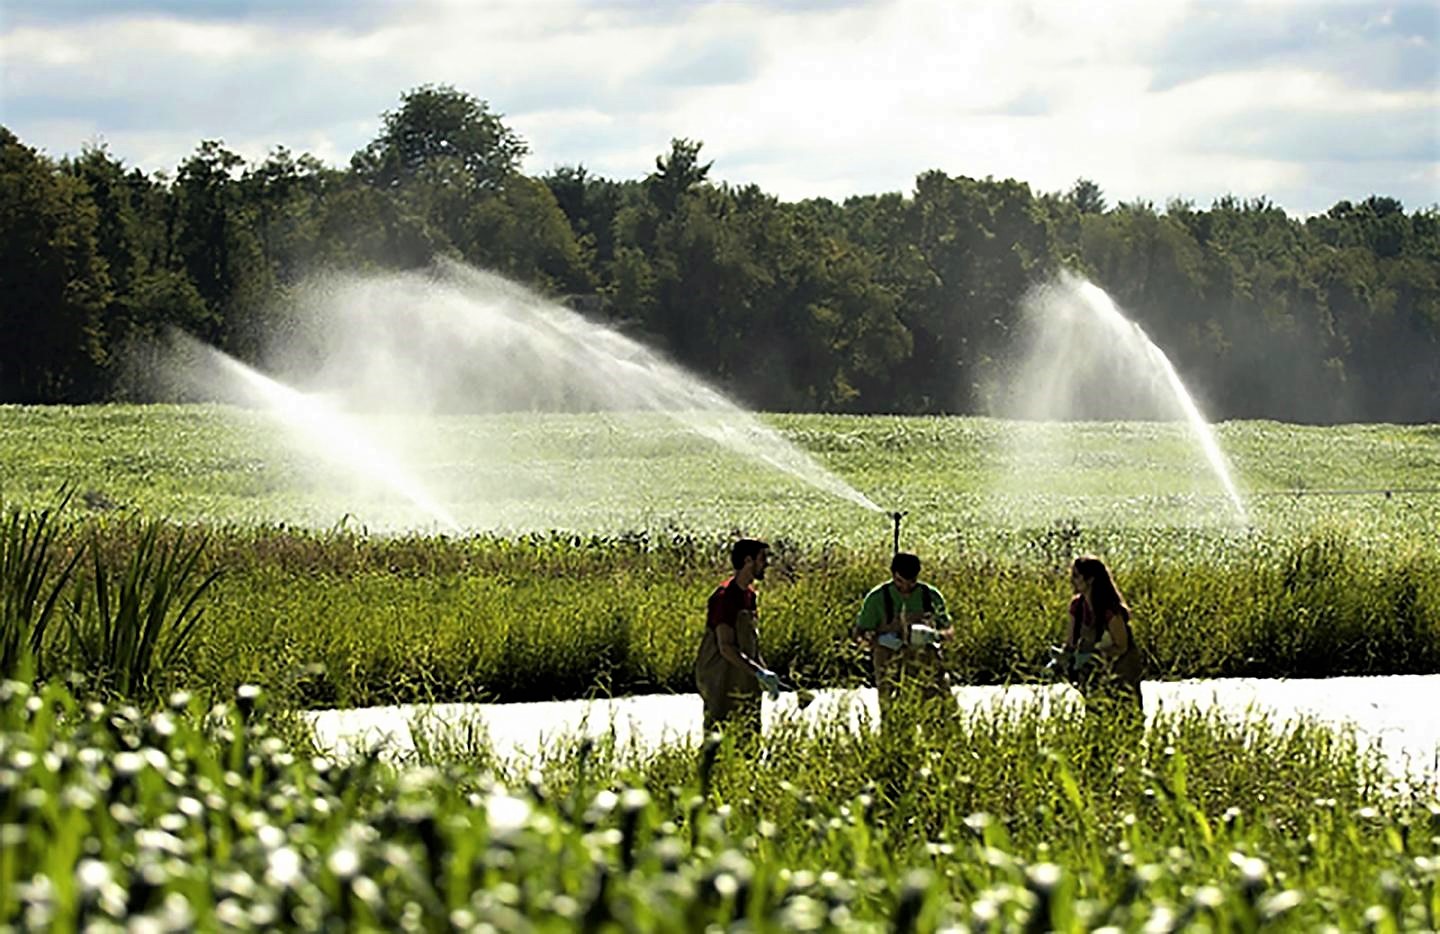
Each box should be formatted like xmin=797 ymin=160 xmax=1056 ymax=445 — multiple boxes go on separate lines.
xmin=166 ymin=331 xmax=461 ymax=532
xmin=162 ymin=259 xmax=880 ymax=531
xmin=998 ymin=271 xmax=1246 ymax=521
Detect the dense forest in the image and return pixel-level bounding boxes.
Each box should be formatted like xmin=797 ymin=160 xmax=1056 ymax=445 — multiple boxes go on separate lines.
xmin=2 ymin=84 xmax=1436 ymax=422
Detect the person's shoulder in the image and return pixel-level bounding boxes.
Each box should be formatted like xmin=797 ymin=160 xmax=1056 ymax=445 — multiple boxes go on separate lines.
xmin=864 ymin=581 xmax=890 ymax=599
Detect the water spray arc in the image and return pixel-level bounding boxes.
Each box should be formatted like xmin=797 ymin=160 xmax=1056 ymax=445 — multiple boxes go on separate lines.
xmin=273 ymin=261 xmax=882 ymax=519
xmin=168 ymin=331 xmax=462 ymax=533
xmin=1004 ymin=271 xmax=1248 ymax=523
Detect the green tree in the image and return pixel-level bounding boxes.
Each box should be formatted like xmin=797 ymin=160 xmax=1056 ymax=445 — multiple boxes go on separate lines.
xmin=646 ymin=138 xmax=712 ymax=216
xmin=462 ymin=175 xmax=591 ymax=294
xmin=0 ymin=127 xmax=110 ymax=401
xmin=171 ymin=140 xmax=276 ymax=359
xmin=353 ymin=85 xmax=527 ymax=192
xmin=1067 ymin=178 xmax=1107 ymax=215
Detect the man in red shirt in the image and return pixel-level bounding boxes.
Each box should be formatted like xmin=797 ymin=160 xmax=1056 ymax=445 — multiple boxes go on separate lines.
xmin=694 ymin=538 xmax=780 ymax=736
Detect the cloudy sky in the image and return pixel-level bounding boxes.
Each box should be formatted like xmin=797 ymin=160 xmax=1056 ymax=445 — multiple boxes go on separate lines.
xmin=1 ymin=0 xmax=1436 ymax=215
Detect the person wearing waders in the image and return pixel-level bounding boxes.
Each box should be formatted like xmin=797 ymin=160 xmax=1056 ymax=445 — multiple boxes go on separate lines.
xmin=694 ymin=538 xmax=780 ymax=737
xmin=1061 ymin=555 xmax=1144 ymax=725
xmin=852 ymin=552 xmax=954 ymax=729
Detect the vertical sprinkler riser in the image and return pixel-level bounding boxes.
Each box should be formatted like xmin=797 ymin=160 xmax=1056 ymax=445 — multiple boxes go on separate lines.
xmin=891 ymin=510 xmax=907 ymax=555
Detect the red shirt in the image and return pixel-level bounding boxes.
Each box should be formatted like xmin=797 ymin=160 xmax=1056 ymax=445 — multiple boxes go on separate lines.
xmin=706 ymin=577 xmax=756 ymax=629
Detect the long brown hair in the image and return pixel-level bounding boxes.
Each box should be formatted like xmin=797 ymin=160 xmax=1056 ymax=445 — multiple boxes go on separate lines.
xmin=1072 ymin=555 xmax=1130 ymax=623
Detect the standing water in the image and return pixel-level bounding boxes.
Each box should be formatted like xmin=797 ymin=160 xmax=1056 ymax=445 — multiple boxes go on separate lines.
xmin=999 ymin=271 xmax=1247 ymax=521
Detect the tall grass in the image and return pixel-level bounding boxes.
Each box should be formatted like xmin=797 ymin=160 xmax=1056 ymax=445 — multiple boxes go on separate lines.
xmin=0 ymin=490 xmax=82 ymax=680
xmin=174 ymin=524 xmax=1439 ymax=707
xmin=64 ymin=521 xmax=221 ymax=700
xmin=3 ymin=504 xmax=1436 ymax=706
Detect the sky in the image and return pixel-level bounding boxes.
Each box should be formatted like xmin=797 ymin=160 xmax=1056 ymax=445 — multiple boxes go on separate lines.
xmin=1 ymin=0 xmax=1436 ymax=216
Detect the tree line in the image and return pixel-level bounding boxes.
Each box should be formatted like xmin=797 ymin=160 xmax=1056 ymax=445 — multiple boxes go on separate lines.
xmin=3 ymin=84 xmax=1436 ymax=422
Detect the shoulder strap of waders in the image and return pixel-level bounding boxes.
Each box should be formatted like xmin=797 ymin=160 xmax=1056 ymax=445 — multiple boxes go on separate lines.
xmin=881 ymin=583 xmax=933 ymax=627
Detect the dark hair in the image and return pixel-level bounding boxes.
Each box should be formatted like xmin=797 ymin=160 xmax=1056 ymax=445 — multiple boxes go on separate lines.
xmin=1072 ymin=555 xmax=1130 ymax=622
xmin=890 ymin=552 xmax=921 ymax=580
xmin=730 ymin=538 xmax=769 ymax=571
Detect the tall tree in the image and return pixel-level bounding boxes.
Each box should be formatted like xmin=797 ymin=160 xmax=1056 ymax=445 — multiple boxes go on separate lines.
xmin=646 ymin=138 xmax=712 ymax=216
xmin=353 ymin=85 xmax=527 ymax=192
xmin=0 ymin=128 xmax=110 ymax=401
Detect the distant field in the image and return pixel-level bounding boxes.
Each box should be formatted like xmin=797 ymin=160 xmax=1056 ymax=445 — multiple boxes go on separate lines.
xmin=2 ymin=405 xmax=1436 ymax=706
xmin=2 ymin=405 xmax=1436 ymax=550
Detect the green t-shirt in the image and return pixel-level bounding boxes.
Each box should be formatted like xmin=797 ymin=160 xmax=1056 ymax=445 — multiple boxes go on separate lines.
xmin=854 ymin=581 xmax=950 ymax=632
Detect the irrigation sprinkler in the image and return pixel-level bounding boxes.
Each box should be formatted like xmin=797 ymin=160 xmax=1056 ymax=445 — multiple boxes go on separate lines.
xmin=890 ymin=510 xmax=907 ymax=555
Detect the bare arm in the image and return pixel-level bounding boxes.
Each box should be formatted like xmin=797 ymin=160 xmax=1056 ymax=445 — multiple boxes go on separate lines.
xmin=1096 ymin=613 xmax=1129 ymax=658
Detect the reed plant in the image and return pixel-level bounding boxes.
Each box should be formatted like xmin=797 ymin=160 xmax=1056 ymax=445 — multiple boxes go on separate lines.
xmin=0 ymin=490 xmax=82 ymax=680
xmin=63 ymin=519 xmax=221 ymax=700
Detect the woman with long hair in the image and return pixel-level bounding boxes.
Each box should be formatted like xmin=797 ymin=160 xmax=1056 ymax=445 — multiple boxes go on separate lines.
xmin=1063 ymin=555 xmax=1143 ymax=711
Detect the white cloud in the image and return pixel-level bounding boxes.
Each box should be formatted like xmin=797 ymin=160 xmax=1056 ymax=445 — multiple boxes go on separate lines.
xmin=1 ymin=0 xmax=1435 ymax=213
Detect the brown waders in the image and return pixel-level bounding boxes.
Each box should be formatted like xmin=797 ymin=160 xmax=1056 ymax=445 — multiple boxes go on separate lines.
xmin=1074 ymin=614 xmax=1144 ymax=732
xmin=695 ymin=610 xmax=763 ymax=738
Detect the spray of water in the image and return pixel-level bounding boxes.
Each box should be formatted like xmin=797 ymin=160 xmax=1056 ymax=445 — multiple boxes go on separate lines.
xmin=1000 ymin=271 xmax=1247 ymax=521
xmin=169 ymin=260 xmax=880 ymax=528
xmin=169 ymin=331 xmax=462 ymax=532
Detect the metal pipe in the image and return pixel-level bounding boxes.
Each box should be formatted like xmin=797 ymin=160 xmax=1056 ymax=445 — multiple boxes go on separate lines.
xmin=891 ymin=510 xmax=907 ymax=555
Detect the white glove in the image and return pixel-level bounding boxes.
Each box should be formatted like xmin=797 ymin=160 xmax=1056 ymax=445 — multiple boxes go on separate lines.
xmin=755 ymin=668 xmax=781 ymax=698
xmin=908 ymin=624 xmax=942 ymax=647
xmin=876 ymin=633 xmax=904 ymax=651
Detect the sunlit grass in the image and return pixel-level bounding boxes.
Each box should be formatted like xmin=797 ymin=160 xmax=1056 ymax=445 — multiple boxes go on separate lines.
xmin=1 ymin=406 xmax=1436 ymax=546
xmin=2 ymin=682 xmax=1435 ymax=930
xmin=1 ymin=405 xmax=1438 ymax=704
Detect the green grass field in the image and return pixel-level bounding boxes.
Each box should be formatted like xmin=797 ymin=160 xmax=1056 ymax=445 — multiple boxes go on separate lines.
xmin=2 ymin=405 xmax=1438 ymax=929
xmin=2 ymin=405 xmax=1438 ymax=706
xmin=3 ymin=405 xmax=1437 ymax=547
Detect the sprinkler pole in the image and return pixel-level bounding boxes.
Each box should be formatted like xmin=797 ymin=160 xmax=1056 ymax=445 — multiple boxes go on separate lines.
xmin=891 ymin=510 xmax=907 ymax=555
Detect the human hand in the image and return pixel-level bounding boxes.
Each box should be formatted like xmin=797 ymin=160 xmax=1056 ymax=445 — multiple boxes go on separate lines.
xmin=756 ymin=668 xmax=781 ymax=698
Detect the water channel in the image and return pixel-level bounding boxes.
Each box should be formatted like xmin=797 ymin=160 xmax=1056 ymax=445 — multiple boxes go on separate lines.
xmin=308 ymin=674 xmax=1440 ymax=791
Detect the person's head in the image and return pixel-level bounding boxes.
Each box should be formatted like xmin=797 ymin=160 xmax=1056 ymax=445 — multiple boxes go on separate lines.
xmin=1071 ymin=555 xmax=1129 ymax=620
xmin=731 ymin=538 xmax=770 ymax=580
xmin=890 ymin=552 xmax=921 ymax=595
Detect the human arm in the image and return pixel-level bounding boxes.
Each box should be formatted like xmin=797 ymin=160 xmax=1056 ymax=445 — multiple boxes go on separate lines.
xmin=924 ymin=585 xmax=954 ymax=640
xmin=850 ymin=588 xmax=885 ymax=645
xmin=715 ymin=616 xmax=768 ymax=675
xmin=717 ymin=614 xmax=779 ymax=696
xmin=1062 ymin=598 xmax=1080 ymax=650
xmin=1094 ymin=611 xmax=1130 ymax=659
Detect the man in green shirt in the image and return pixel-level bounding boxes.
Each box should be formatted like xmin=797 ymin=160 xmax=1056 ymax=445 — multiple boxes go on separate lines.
xmin=852 ymin=552 xmax=954 ymax=725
